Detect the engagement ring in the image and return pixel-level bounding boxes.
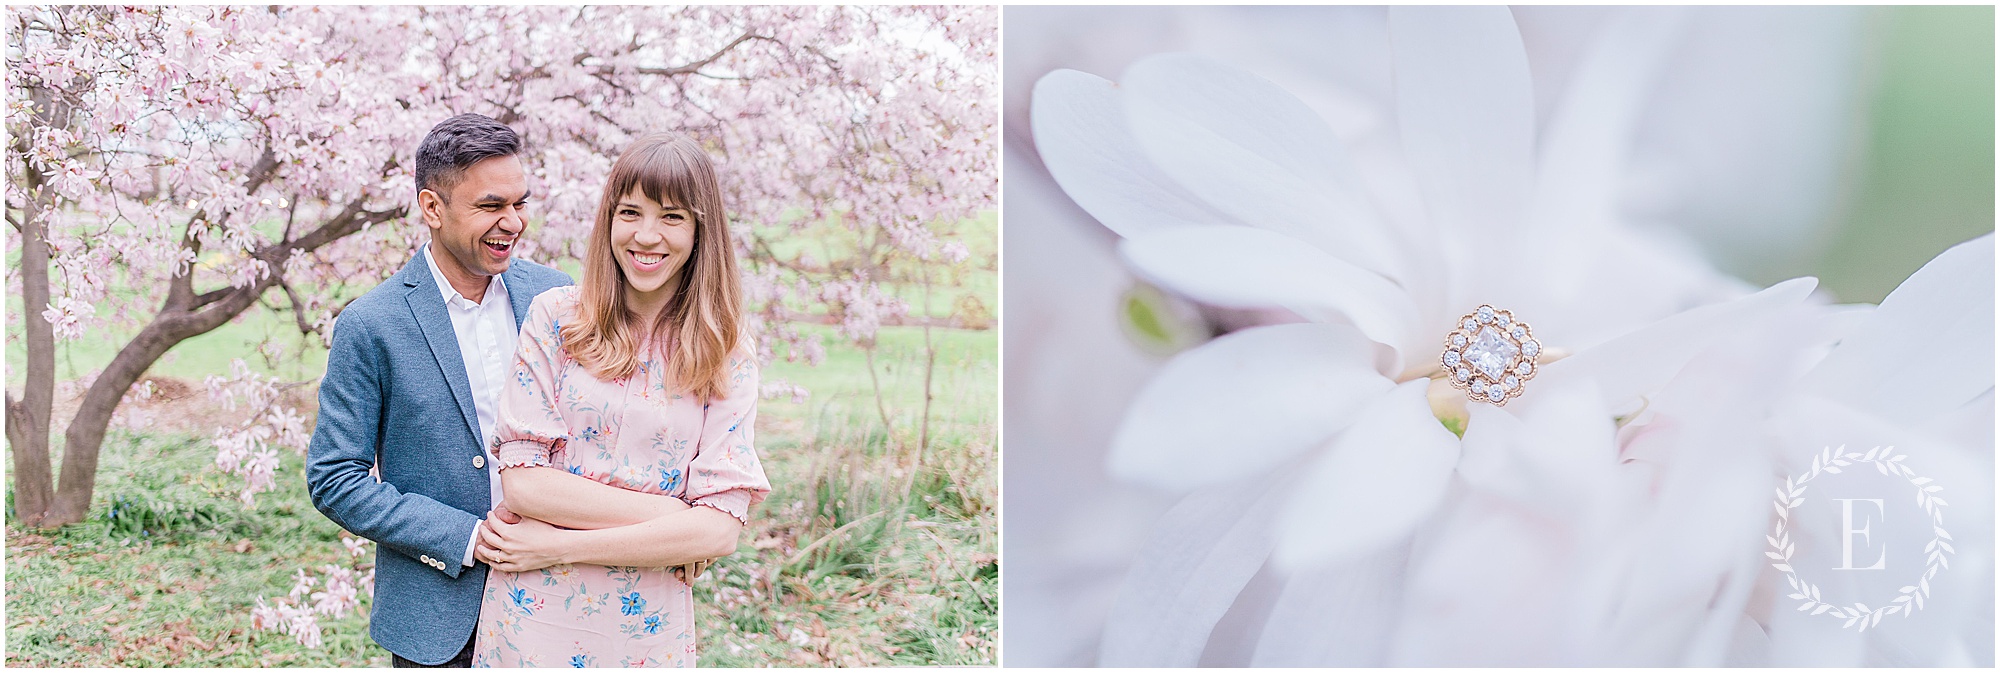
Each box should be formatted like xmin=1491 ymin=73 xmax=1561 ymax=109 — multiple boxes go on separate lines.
xmin=1439 ymin=305 xmax=1542 ymax=406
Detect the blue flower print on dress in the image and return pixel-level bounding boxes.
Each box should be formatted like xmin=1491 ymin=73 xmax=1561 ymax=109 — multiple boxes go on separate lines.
xmin=658 ymin=467 xmax=683 ymax=492
xmin=569 ymin=654 xmax=594 ymax=668
xmin=620 ymin=592 xmax=646 ymax=616
xmin=642 ymin=614 xmax=662 ymax=634
xmin=509 ymin=587 xmax=541 ymax=615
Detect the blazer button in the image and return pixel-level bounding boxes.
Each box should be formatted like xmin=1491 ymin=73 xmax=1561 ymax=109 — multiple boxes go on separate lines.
xmin=473 ymin=455 xmax=487 ymax=469
xmin=420 ymin=554 xmax=432 ymax=563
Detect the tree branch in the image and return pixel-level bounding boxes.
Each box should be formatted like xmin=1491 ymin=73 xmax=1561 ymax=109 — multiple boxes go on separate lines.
xmin=240 ymin=144 xmax=281 ymax=195
xmin=633 ymin=32 xmax=776 ymax=77
xmin=274 ymin=272 xmax=320 ymax=337
xmin=190 ymin=287 xmax=231 ymax=310
xmin=160 ymin=206 xmax=212 ymax=307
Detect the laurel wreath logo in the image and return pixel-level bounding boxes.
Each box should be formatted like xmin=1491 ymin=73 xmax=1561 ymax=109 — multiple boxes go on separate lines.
xmin=1769 ymin=445 xmax=1953 ymax=632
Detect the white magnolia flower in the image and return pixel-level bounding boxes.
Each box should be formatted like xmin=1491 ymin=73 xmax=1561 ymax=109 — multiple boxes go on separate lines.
xmin=1027 ymin=6 xmax=1861 ymax=666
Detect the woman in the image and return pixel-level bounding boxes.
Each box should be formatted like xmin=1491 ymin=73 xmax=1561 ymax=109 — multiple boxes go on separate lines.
xmin=469 ymin=132 xmax=770 ymax=667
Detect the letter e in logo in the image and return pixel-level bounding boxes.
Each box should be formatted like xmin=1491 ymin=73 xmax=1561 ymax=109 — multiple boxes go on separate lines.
xmin=1833 ymin=498 xmax=1887 ymax=570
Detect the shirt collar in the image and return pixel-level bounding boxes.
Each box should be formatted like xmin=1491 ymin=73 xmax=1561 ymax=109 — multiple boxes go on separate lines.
xmin=422 ymin=244 xmax=507 ymax=309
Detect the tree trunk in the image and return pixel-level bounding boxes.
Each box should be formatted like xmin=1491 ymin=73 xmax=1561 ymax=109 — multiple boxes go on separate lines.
xmin=917 ymin=265 xmax=936 ymax=455
xmin=7 ymin=156 xmax=58 ymax=528
xmin=43 ymin=288 xmax=264 ymax=524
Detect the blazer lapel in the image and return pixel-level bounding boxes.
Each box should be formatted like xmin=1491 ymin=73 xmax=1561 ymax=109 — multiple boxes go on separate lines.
xmin=401 ymin=252 xmax=483 ymax=448
xmin=502 ymin=262 xmax=536 ymax=329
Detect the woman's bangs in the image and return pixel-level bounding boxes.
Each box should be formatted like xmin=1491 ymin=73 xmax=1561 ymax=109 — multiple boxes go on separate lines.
xmin=613 ymin=144 xmax=703 ymax=216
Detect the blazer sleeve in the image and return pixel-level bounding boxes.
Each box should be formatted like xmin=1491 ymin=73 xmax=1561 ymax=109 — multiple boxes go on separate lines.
xmin=492 ymin=292 xmax=572 ymax=471
xmin=682 ymin=347 xmax=772 ymax=523
xmin=305 ymin=307 xmax=482 ymax=578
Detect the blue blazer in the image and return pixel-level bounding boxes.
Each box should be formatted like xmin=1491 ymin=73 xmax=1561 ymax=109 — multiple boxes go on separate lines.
xmin=305 ymin=251 xmax=571 ymax=664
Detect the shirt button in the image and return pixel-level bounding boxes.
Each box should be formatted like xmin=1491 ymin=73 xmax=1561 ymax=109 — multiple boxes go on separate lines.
xmin=473 ymin=455 xmax=486 ymax=469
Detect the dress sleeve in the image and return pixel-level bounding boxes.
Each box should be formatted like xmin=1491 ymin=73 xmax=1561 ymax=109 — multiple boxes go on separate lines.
xmin=683 ymin=348 xmax=771 ymax=523
xmin=493 ymin=290 xmax=571 ymax=471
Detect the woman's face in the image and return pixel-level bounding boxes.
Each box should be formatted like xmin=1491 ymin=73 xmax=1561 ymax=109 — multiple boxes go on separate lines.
xmin=610 ymin=187 xmax=697 ymax=314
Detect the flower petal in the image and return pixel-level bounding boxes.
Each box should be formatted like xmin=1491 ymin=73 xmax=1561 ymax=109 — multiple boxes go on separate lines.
xmin=1120 ymin=226 xmax=1419 ymax=359
xmin=1248 ymin=544 xmax=1409 ymax=666
xmin=1098 ymin=482 xmax=1281 ymax=667
xmin=1389 ymin=6 xmax=1536 ymax=238
xmin=1536 ymin=277 xmax=1818 ymax=413
xmin=1452 ymin=395 xmax=1528 ymax=500
xmin=1031 ymin=68 xmax=1234 ymax=237
xmin=1529 ymin=7 xmax=1688 ymax=241
xmin=1457 ymin=380 xmax=1617 ymax=515
xmin=999 ymin=143 xmax=1184 ymax=666
xmin=1109 ymin=323 xmax=1395 ymax=492
xmin=1802 ymin=233 xmax=1994 ymax=426
xmin=1274 ymin=379 xmax=1461 ymax=569
xmin=1118 ymin=52 xmax=1409 ymax=283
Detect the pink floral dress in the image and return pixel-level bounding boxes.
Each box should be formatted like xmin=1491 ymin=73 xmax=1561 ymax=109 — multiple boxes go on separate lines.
xmin=471 ymin=287 xmax=769 ymax=667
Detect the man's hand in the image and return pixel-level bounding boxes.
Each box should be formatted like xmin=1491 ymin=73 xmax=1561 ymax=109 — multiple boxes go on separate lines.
xmin=670 ymin=559 xmax=711 ymax=585
xmin=491 ymin=499 xmax=521 ymax=525
xmin=479 ymin=512 xmax=567 ymax=573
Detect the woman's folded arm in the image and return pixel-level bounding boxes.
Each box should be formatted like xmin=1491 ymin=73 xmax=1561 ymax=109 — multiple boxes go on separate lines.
xmin=498 ymin=465 xmax=689 ymax=530
xmin=479 ymin=502 xmax=741 ymax=570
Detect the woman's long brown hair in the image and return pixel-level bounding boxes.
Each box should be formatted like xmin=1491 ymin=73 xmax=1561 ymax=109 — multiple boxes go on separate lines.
xmin=561 ymin=132 xmax=742 ymax=402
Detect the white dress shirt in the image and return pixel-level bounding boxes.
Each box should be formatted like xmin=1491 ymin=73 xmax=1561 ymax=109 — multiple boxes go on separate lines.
xmin=423 ymin=246 xmax=516 ymax=567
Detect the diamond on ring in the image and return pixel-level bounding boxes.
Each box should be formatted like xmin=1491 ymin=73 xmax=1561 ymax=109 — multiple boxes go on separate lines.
xmin=1440 ymin=305 xmax=1540 ymax=406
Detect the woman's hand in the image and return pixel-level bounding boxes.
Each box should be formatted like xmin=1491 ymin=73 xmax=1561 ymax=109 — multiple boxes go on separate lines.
xmin=478 ymin=512 xmax=569 ymax=573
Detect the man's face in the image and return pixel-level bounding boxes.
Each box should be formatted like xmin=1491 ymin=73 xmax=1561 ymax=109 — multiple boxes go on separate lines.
xmin=421 ymin=155 xmax=530 ymax=280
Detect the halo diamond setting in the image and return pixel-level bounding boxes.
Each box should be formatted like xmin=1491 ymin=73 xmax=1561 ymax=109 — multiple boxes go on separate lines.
xmin=1440 ymin=305 xmax=1540 ymax=406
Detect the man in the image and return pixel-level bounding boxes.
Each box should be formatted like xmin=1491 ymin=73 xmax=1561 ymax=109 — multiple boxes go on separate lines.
xmin=306 ymin=113 xmax=571 ymax=667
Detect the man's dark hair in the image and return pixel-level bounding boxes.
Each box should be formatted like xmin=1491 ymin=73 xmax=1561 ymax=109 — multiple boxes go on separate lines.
xmin=413 ymin=113 xmax=521 ymax=202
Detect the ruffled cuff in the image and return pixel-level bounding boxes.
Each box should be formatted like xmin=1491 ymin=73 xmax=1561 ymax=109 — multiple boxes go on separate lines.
xmin=494 ymin=438 xmax=566 ymax=471
xmin=688 ymin=489 xmax=753 ymax=525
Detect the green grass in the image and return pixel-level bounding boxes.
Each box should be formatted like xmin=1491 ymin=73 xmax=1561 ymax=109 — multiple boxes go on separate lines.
xmin=692 ymin=341 xmax=996 ymax=666
xmin=5 ymin=324 xmax=995 ymax=666
xmin=6 ymin=432 xmax=383 ymax=666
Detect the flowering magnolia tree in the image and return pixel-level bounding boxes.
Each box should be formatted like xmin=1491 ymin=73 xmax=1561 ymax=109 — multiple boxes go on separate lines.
xmin=6 ymin=5 xmax=997 ymax=527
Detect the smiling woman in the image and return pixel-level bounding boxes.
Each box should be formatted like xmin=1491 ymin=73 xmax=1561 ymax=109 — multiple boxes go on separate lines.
xmin=468 ymin=133 xmax=768 ymax=667
xmin=561 ymin=133 xmax=742 ymax=400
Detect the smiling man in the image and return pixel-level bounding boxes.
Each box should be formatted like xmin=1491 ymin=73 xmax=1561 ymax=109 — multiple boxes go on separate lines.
xmin=306 ymin=113 xmax=572 ymax=667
